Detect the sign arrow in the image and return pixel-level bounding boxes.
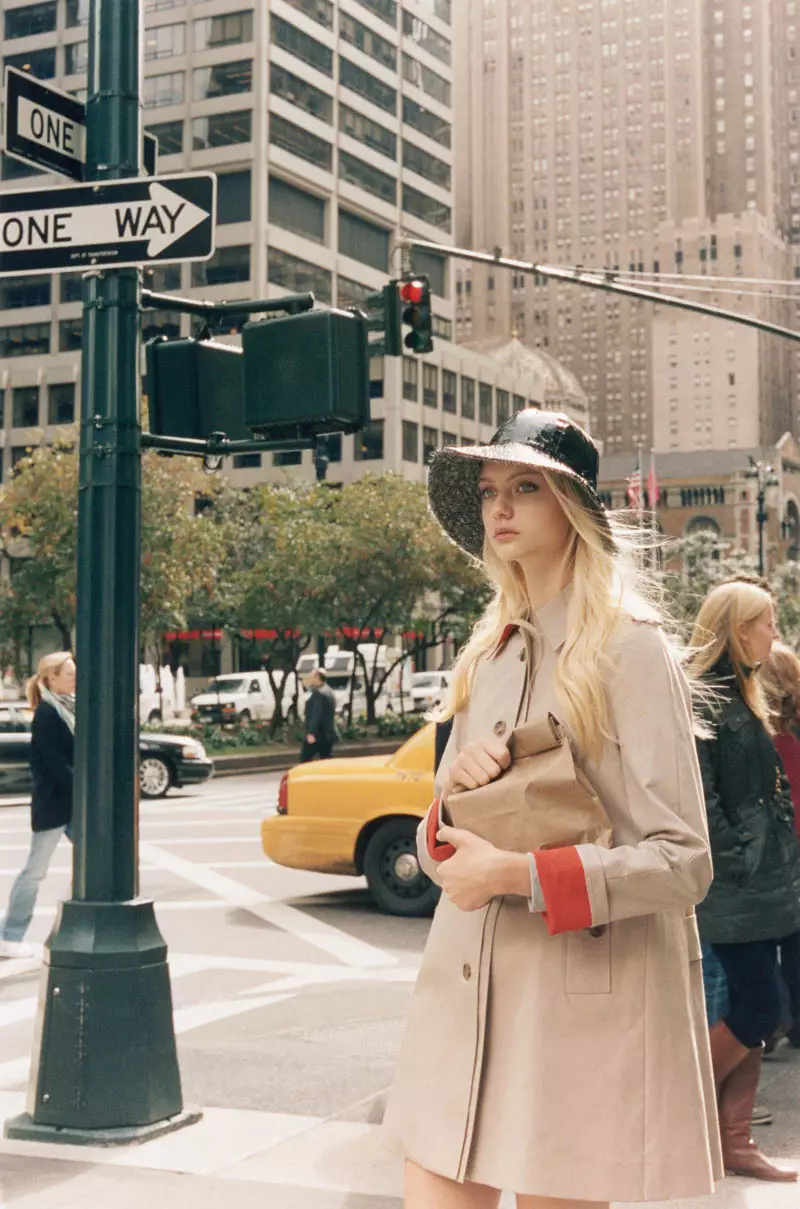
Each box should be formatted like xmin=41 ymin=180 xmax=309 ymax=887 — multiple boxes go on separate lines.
xmin=0 ymin=172 xmax=216 ymax=276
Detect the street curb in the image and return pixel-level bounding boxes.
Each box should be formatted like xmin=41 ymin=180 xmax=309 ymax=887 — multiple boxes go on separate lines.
xmin=209 ymin=737 xmax=407 ymax=777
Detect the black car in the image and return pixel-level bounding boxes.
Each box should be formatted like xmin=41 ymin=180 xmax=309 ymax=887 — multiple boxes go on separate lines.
xmin=0 ymin=703 xmax=213 ymax=799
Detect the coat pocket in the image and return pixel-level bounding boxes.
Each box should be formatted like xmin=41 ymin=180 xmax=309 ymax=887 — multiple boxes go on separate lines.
xmin=565 ymin=925 xmax=611 ymax=994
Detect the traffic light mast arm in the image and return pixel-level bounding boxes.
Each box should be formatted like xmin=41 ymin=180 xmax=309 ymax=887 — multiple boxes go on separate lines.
xmin=140 ymin=289 xmax=315 ymax=321
xmin=400 ymin=238 xmax=800 ymax=345
xmin=141 ymin=432 xmax=317 ymax=456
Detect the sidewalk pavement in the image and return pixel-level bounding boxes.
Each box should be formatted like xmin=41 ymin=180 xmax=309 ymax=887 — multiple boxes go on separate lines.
xmin=1 ymin=1046 xmax=799 ymax=1209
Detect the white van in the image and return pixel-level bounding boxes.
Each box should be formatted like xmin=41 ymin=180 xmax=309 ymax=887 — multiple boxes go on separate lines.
xmin=191 ymin=671 xmax=304 ymax=726
xmin=410 ymin=671 xmax=451 ymax=712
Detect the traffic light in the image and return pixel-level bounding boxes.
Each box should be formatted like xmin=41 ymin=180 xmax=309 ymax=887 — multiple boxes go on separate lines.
xmin=145 ymin=308 xmax=370 ymax=444
xmin=400 ymin=277 xmax=434 ymax=354
xmin=361 ymin=283 xmax=402 ymax=357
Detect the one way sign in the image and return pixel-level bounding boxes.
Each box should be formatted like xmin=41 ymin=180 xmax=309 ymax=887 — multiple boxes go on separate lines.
xmin=0 ymin=172 xmax=216 ymax=276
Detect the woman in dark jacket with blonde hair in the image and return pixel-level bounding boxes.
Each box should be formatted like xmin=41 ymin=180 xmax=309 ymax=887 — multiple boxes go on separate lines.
xmin=690 ymin=582 xmax=800 ymax=1182
xmin=0 ymin=651 xmax=75 ymax=959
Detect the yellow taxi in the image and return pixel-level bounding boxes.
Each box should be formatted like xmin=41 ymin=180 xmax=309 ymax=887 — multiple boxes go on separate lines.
xmin=261 ymin=722 xmax=439 ymax=916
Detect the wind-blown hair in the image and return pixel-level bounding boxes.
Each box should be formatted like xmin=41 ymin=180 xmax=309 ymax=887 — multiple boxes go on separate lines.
xmin=759 ymin=641 xmax=800 ymax=735
xmin=435 ymin=470 xmax=660 ymax=764
xmin=687 ymin=581 xmax=773 ymax=727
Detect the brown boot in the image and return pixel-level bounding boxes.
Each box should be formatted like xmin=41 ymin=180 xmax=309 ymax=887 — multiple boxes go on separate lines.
xmin=708 ymin=1019 xmax=749 ymax=1093
xmin=719 ymin=1048 xmax=798 ymax=1181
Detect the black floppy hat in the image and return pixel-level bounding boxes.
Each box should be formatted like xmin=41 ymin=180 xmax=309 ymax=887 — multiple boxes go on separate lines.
xmin=427 ymin=409 xmax=615 ymax=558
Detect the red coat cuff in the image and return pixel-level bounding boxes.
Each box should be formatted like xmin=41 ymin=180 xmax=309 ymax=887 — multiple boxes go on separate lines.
xmin=533 ymin=847 xmax=593 ymax=935
xmin=425 ymin=797 xmax=456 ymax=863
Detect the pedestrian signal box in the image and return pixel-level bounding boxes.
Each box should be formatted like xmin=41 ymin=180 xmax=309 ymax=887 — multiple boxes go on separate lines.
xmin=145 ymin=307 xmax=370 ymax=443
xmin=243 ymin=308 xmax=369 ymax=437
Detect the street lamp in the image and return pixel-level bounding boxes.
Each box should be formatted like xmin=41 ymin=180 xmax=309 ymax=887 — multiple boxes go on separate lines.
xmin=744 ymin=458 xmax=780 ymax=576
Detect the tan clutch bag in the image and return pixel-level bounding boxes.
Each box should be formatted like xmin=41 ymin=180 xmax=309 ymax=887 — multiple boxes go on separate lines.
xmin=445 ymin=713 xmax=613 ymax=854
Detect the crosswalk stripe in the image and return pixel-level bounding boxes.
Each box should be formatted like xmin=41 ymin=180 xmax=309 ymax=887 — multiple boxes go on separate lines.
xmin=140 ymin=842 xmax=396 ymax=969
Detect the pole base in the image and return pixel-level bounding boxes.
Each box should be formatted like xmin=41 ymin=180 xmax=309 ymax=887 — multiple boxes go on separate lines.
xmin=22 ymin=899 xmax=187 ymax=1133
xmin=4 ymin=1105 xmax=202 ymax=1147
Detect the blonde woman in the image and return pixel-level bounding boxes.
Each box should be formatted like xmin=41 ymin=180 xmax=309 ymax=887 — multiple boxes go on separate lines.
xmin=689 ymin=584 xmax=800 ymax=1181
xmin=384 ymin=411 xmax=721 ymax=1208
xmin=0 ymin=652 xmax=75 ymax=959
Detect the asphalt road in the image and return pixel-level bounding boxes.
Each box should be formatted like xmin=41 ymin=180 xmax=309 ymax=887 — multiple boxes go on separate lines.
xmin=0 ymin=775 xmax=799 ymax=1208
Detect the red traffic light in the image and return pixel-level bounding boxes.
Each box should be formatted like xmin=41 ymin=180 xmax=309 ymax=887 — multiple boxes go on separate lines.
xmin=400 ymin=280 xmax=426 ymax=304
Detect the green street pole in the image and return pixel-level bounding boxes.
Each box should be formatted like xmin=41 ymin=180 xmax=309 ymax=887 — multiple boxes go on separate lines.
xmin=5 ymin=0 xmax=199 ymax=1145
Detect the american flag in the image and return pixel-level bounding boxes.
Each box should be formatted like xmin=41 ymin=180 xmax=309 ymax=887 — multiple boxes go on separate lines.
xmin=626 ymin=467 xmax=643 ymax=511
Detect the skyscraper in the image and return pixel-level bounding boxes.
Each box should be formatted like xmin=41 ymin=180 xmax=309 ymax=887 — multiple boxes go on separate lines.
xmin=455 ymin=0 xmax=799 ymax=455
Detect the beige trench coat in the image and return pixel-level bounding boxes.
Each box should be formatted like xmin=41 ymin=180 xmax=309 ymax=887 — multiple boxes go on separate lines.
xmin=383 ymin=589 xmax=723 ymax=1202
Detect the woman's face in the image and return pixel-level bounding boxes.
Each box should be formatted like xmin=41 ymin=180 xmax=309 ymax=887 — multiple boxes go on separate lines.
xmin=739 ymin=604 xmax=778 ymax=667
xmin=479 ymin=463 xmax=573 ymax=568
xmin=48 ymin=658 xmax=76 ymax=695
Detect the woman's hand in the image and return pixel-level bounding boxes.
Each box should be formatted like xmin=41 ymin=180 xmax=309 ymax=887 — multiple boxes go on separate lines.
xmin=442 ymin=734 xmax=511 ymax=800
xmin=435 ymin=826 xmax=508 ymax=911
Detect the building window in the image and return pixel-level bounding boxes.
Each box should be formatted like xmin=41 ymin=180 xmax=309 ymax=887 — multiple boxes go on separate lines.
xmin=461 ymin=377 xmax=476 ymax=419
xmin=11 ymin=446 xmax=34 ymax=471
xmin=5 ymin=2 xmax=56 ymax=39
xmin=59 ymin=318 xmax=83 ymax=352
xmin=513 ymin=393 xmax=525 ymax=413
xmin=194 ymin=11 xmax=253 ymax=50
xmin=337 ymin=276 xmax=372 ymax=307
xmin=217 ymin=170 xmax=251 ymax=224
xmin=4 ymin=47 xmax=56 ymax=79
xmin=271 ymin=15 xmax=334 ymax=77
xmin=339 ymin=151 xmax=396 ymax=203
xmin=270 ymin=64 xmax=333 ymax=124
xmin=48 ymin=384 xmax=76 ymax=425
xmin=0 ymin=323 xmax=50 ymax=357
xmin=66 ymin=0 xmax=89 ymax=27
xmin=339 ymin=104 xmax=397 ymax=160
xmin=271 ymin=177 xmax=326 ymax=243
xmin=267 ymin=248 xmax=332 ymax=303
xmin=443 ymin=369 xmax=457 ymax=413
xmin=146 ymin=120 xmax=183 ymax=156
xmin=354 ymin=418 xmax=385 ymax=460
xmin=423 ymin=363 xmax=438 ymax=408
xmin=193 ymin=60 xmax=252 ymax=101
xmin=233 ymin=453 xmax=262 ymax=469
xmin=65 ymin=42 xmax=88 ymax=75
xmin=403 ymin=140 xmax=451 ymax=189
xmin=12 ymin=387 xmax=39 ymax=428
xmin=192 ymin=110 xmax=251 ymax=150
xmin=283 ymin=0 xmax=334 ymax=28
xmin=412 ymin=249 xmax=447 ymax=298
xmin=324 ymin=433 xmax=342 ymax=463
xmin=339 ymin=58 xmax=397 ymax=113
xmin=354 ymin=0 xmax=396 ymax=27
xmin=496 ymin=389 xmax=510 ymax=423
xmin=403 ymin=184 xmax=451 ymax=230
xmin=338 ymin=210 xmax=389 ymax=270
xmin=141 ymin=311 xmax=181 ymax=342
xmin=0 ymin=390 xmax=4 ymax=426
xmin=402 ymin=420 xmax=419 ymax=462
xmin=145 ymin=23 xmax=185 ymax=60
xmin=273 ymin=451 xmax=302 ymax=467
xmin=340 ymin=14 xmax=396 ymax=69
xmin=402 ymin=12 xmax=451 ymax=63
xmin=143 ymin=72 xmax=184 ymax=109
xmin=0 ymin=276 xmax=50 ymax=310
xmin=402 ymin=54 xmax=451 ymax=106
xmin=403 ymin=97 xmax=451 ymax=148
xmin=423 ymin=425 xmax=438 ymax=464
xmin=403 ymin=357 xmax=419 ymax=400
xmin=479 ymin=383 xmax=493 ymax=425
xmin=270 ymin=114 xmax=333 ymax=171
xmin=142 ymin=264 xmax=181 ymax=292
xmin=192 ymin=246 xmax=250 ymax=288
xmin=60 ymin=273 xmax=83 ymax=303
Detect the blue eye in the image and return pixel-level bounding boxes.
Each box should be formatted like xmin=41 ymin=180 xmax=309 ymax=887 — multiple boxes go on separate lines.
xmin=517 ymin=480 xmax=539 ymax=493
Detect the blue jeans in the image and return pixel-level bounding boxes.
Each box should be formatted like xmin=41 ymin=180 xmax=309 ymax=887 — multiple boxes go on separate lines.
xmin=701 ymin=940 xmax=730 ymax=1026
xmin=0 ymin=826 xmax=69 ymax=942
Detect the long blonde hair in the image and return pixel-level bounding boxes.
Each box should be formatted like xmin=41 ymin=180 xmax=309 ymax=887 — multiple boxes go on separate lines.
xmin=436 ymin=470 xmax=660 ymax=763
xmin=760 ymin=641 xmax=800 ymax=735
xmin=26 ymin=651 xmax=74 ymax=709
xmin=688 ymin=582 xmax=773 ymax=725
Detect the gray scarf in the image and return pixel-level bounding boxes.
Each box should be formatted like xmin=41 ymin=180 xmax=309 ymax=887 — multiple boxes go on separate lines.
xmin=40 ymin=687 xmax=76 ymax=734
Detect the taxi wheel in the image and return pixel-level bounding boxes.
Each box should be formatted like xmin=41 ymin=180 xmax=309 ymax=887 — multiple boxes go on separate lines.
xmin=364 ymin=820 xmax=440 ymax=918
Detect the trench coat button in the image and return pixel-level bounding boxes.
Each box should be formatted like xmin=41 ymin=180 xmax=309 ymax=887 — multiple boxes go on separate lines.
xmin=462 ymin=963 xmax=472 ymax=981
xmin=589 ymin=925 xmax=607 ymax=938
xmin=493 ymin=720 xmax=507 ymax=736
